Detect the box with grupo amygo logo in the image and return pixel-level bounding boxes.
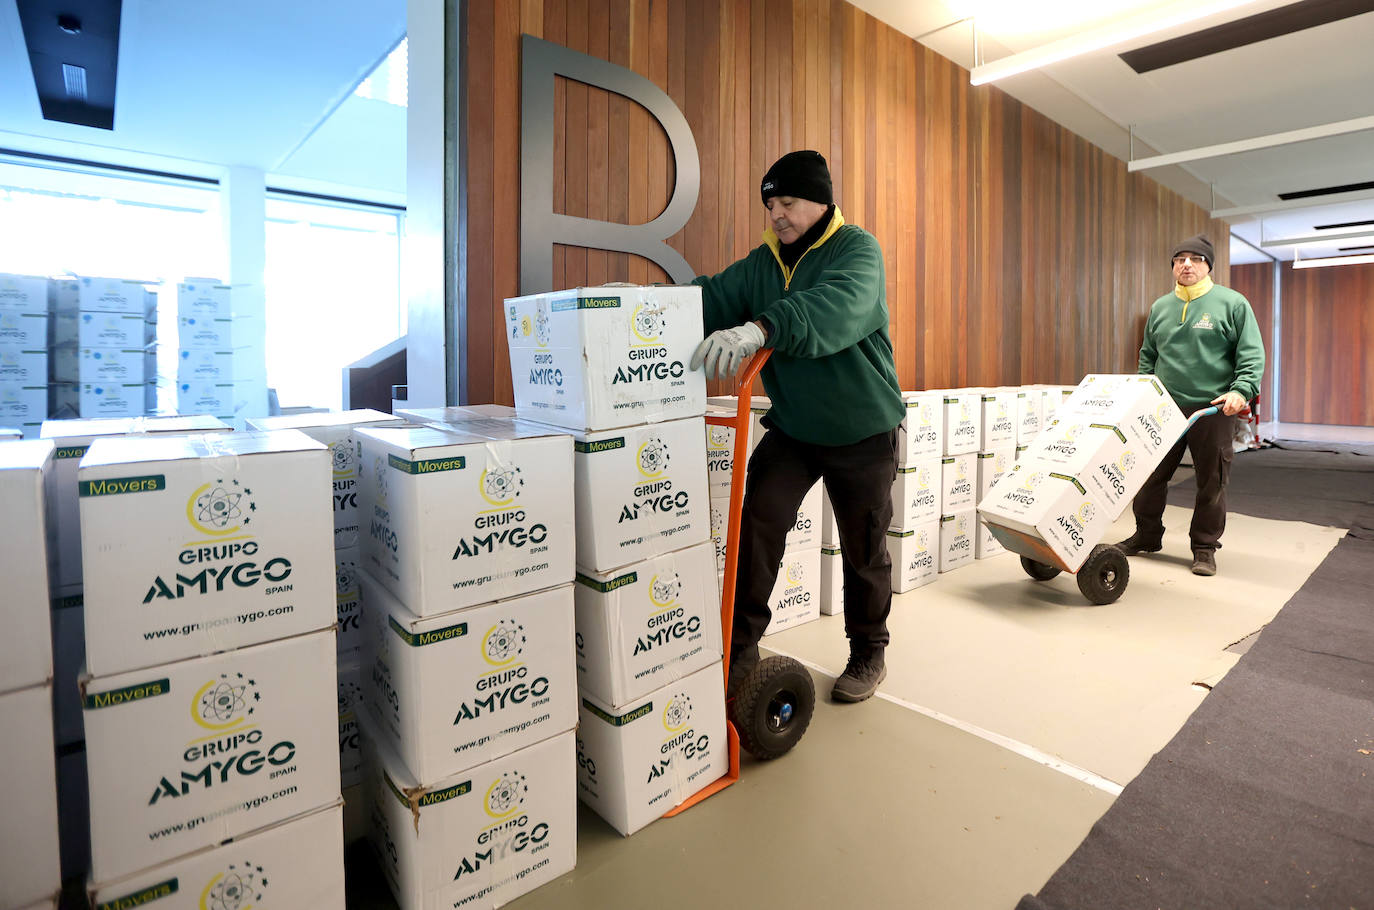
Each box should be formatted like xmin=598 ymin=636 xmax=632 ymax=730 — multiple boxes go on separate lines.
xmin=366 ymin=725 xmax=576 ymax=910
xmin=575 ymin=662 xmax=727 ymax=836
xmin=359 ymin=572 xmax=576 ymax=783
xmin=355 ymin=422 xmax=574 ymax=617
xmin=77 ymin=430 xmax=336 ymax=677
xmin=247 ymin=409 xmax=406 ymax=550
xmin=978 ymin=462 xmax=1110 ymax=573
xmin=80 ymin=628 xmax=340 ymax=883
xmin=504 ymin=285 xmax=706 ymax=432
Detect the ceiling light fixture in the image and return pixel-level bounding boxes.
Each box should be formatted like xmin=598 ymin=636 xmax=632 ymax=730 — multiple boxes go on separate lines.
xmin=56 ymin=13 xmax=81 ymax=34
xmin=1260 ymin=228 xmax=1374 ymax=249
xmin=61 ymin=63 xmax=87 ymax=101
xmin=969 ymin=0 xmax=1263 ymax=86
xmin=1291 ymin=252 xmax=1374 ymax=269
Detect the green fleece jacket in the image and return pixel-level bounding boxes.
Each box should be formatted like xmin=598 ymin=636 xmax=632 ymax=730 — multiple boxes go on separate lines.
xmin=1138 ymin=281 xmax=1266 ymax=410
xmin=693 ymin=208 xmax=905 ymax=446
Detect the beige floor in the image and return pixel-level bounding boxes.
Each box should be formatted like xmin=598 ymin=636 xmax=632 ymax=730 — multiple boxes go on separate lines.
xmin=496 ymin=506 xmax=1343 ymax=910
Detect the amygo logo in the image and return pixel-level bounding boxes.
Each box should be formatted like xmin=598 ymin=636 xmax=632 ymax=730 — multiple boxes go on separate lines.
xmin=144 ymin=479 xmax=293 ymax=603
xmin=620 ymin=436 xmax=688 ymax=523
xmin=454 ymin=769 xmax=550 ymax=880
xmin=527 ymin=298 xmax=562 ymax=387
xmin=331 ymin=440 xmax=361 ymax=514
xmin=199 ymin=860 xmax=266 ymax=910
xmin=649 ymin=692 xmax=709 ymax=782
xmin=453 ymin=458 xmax=548 ymax=559
xmin=454 ymin=620 xmax=551 ymax=724
xmin=909 ymin=529 xmax=934 ymax=572
xmin=1054 ymin=500 xmax=1096 ymax=550
xmin=1005 ymin=469 xmax=1044 ymax=507
xmin=636 ymin=571 xmax=699 ymax=656
xmin=615 ymin=302 xmax=684 ymax=386
xmin=148 ymin=672 xmax=297 ymax=805
xmin=1098 ymin=450 xmax=1138 ymax=498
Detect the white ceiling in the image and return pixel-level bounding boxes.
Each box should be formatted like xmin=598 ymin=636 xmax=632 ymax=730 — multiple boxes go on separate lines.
xmin=850 ymin=0 xmax=1374 ymax=265
xmin=0 ymin=0 xmax=405 ymax=202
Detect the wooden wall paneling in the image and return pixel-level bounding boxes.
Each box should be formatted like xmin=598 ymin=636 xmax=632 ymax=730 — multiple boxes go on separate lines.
xmin=1280 ymin=263 xmax=1374 ymax=426
xmin=465 ymin=0 xmax=496 ymax=404
xmin=606 ymin=3 xmax=630 ymax=282
xmin=1228 ymin=262 xmax=1275 ymax=411
xmin=547 ymin=3 xmax=566 ymax=295
xmin=584 ymin=0 xmax=610 ymax=287
xmin=563 ymin=0 xmax=588 ymax=287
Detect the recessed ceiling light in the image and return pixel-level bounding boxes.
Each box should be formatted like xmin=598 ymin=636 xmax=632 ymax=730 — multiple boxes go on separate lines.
xmin=1292 ymin=252 xmax=1374 ymax=269
xmin=61 ymin=63 xmax=87 ymax=101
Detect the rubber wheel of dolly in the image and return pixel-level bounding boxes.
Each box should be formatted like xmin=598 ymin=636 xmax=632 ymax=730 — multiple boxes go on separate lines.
xmin=1020 ymin=556 xmax=1062 ymax=581
xmin=730 ymin=656 xmax=815 ymax=760
xmin=1076 ymin=544 xmax=1130 ymax=605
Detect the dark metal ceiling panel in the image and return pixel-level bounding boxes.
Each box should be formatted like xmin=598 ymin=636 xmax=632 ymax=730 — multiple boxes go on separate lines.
xmin=16 ymin=0 xmax=121 ymax=130
xmin=1119 ymin=0 xmax=1374 ymax=75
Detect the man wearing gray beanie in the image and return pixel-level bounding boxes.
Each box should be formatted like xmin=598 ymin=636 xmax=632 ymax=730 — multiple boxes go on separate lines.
xmin=690 ymin=150 xmax=904 ymax=705
xmin=1116 ymin=234 xmax=1265 ymax=576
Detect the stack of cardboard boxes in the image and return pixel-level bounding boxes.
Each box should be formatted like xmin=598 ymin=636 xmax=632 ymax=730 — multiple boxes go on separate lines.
xmin=980 ymin=375 xmax=1185 ymax=571
xmin=704 ymin=395 xmax=824 ymax=635
xmin=934 ymin=389 xmax=982 ymax=574
xmin=886 ymin=391 xmax=943 ymax=593
xmin=0 ymin=274 xmax=50 ymax=438
xmin=354 ymin=412 xmax=579 ymax=907
xmin=50 ymin=277 xmax=157 ymax=420
xmin=0 ymin=440 xmax=62 ymax=909
xmin=176 ymin=282 xmax=249 ymax=421
xmin=75 ymin=429 xmax=345 ymax=907
xmin=246 ymin=409 xmax=406 ymax=832
xmin=504 ymin=284 xmax=728 ymax=837
xmin=974 ymin=388 xmax=1017 ymax=560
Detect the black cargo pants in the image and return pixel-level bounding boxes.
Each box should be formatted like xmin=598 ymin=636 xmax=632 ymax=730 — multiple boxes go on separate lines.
xmin=731 ymin=425 xmax=899 ymax=663
xmin=1130 ymin=408 xmax=1234 ymax=553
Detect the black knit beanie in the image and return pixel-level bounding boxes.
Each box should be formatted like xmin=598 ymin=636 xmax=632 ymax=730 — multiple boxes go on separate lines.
xmin=760 ymin=150 xmax=833 ymax=206
xmin=1171 ymin=234 xmax=1214 ymax=268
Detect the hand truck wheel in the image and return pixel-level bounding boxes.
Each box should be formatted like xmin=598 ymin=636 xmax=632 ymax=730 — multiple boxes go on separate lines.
xmin=729 ymin=656 xmax=815 ymax=760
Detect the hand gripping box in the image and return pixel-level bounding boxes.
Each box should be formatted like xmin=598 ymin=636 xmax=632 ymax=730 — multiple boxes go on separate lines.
xmin=980 ymin=389 xmax=1017 ymax=450
xmin=81 ymin=629 xmax=341 ymax=883
xmin=571 ymin=416 xmax=710 ymax=574
xmin=247 ymin=409 xmax=406 ymax=550
xmin=366 ymin=726 xmax=576 ymax=910
xmin=887 ymin=523 xmax=939 ymax=592
xmin=978 ymin=462 xmax=1109 ymax=573
xmin=0 ymin=440 xmax=54 ymax=693
xmin=504 ymin=285 xmax=707 ymax=432
xmin=1016 ymin=388 xmax=1042 ymax=444
xmin=77 ymin=430 xmax=336 ymax=677
xmin=891 ymin=459 xmax=941 ymax=530
xmin=819 ymin=546 xmax=843 ymax=615
xmin=41 ymin=414 xmax=233 ymax=589
xmin=576 ymin=663 xmax=727 ymax=836
xmin=574 ymin=541 xmax=722 ymax=709
xmin=355 ymin=422 xmax=574 ymax=616
xmin=763 ymin=547 xmax=821 ymax=636
xmin=941 ymin=453 xmax=977 ymax=513
xmin=0 ymin=684 xmax=61 ymax=910
xmin=361 ymin=573 xmax=576 ymax=783
xmin=1021 ymin=419 xmax=1152 ymax=520
xmin=88 ymin=801 xmax=346 ymax=910
xmin=898 ymin=392 xmax=943 ymax=465
xmin=939 ymin=510 xmax=976 ymax=573
xmin=335 ymin=547 xmax=363 ymax=655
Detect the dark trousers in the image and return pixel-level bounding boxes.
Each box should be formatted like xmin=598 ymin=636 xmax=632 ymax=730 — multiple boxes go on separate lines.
xmin=731 ymin=426 xmax=898 ymax=662
xmin=1131 ymin=409 xmax=1234 ymax=553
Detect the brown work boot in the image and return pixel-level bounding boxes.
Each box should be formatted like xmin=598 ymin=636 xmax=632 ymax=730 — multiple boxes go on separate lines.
xmin=1192 ymin=550 xmax=1217 ymax=576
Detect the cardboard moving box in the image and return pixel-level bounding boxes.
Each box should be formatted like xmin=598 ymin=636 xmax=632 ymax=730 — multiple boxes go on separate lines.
xmin=356 ymin=422 xmax=574 ymax=616
xmin=82 ymin=629 xmax=340 ymax=882
xmin=939 ymin=510 xmax=976 ymax=573
xmin=574 ymin=541 xmax=721 ymax=708
xmin=504 ymin=285 xmax=706 ymax=431
xmin=576 ymin=663 xmax=727 ymax=836
xmin=0 ymin=440 xmax=54 ymax=693
xmin=898 ymin=392 xmax=943 ymax=464
xmin=887 ymin=523 xmax=939 ymax=592
xmin=763 ymin=547 xmax=821 ymax=636
xmin=891 ymin=459 xmax=941 ymax=530
xmin=361 ymin=575 xmax=576 ymax=783
xmin=0 ymin=683 xmax=61 ymax=910
xmin=367 ymin=726 xmax=576 ymax=910
xmin=88 ymin=801 xmax=346 ymax=910
xmin=78 ymin=430 xmax=335 ymax=676
xmin=978 ymin=463 xmax=1109 ymax=572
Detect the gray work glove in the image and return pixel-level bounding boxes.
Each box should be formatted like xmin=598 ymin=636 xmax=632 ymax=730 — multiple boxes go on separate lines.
xmin=689 ymin=321 xmax=766 ymax=381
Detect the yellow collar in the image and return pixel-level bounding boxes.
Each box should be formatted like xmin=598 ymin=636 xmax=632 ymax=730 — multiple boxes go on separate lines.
xmin=764 ymin=207 xmax=846 ymax=289
xmin=1174 ymin=275 xmax=1213 ymax=302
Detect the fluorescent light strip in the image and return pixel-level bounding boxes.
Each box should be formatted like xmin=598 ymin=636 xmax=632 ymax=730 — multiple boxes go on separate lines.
xmin=1292 ymin=253 xmax=1374 ymax=269
xmin=1129 ymin=113 xmax=1374 ymax=173
xmin=1261 ymin=229 xmax=1374 ymax=249
xmin=969 ymin=0 xmax=1263 ymax=86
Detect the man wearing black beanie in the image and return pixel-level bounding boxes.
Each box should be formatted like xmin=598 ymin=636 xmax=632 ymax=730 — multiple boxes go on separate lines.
xmin=1116 ymin=233 xmax=1265 ymax=576
xmin=690 ymin=150 xmax=905 ymax=705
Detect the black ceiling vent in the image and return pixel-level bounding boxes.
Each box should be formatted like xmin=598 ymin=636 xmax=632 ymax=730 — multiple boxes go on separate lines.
xmin=1314 ymin=218 xmax=1374 ymax=230
xmin=1338 ymin=245 xmax=1374 ymax=251
xmin=1278 ymin=180 xmax=1374 ymax=201
xmin=16 ymin=0 xmax=122 ymax=130
xmin=1120 ymin=0 xmax=1374 ymax=74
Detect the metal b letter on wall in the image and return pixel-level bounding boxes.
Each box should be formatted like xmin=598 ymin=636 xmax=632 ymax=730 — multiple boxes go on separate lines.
xmin=520 ymin=34 xmax=700 ymax=295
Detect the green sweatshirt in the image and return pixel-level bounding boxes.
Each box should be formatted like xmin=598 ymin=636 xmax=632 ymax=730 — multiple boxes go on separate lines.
xmin=1138 ymin=282 xmax=1266 ymax=410
xmin=693 ymin=208 xmax=905 ymax=446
